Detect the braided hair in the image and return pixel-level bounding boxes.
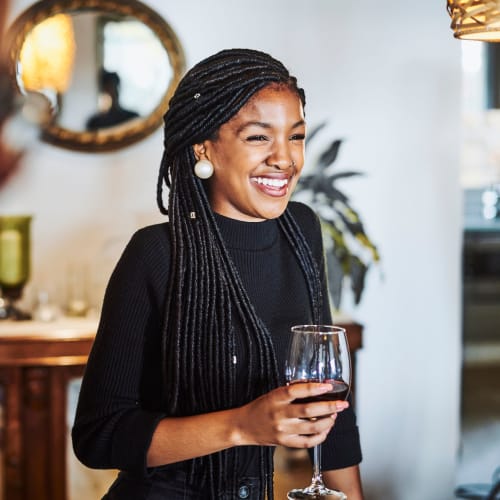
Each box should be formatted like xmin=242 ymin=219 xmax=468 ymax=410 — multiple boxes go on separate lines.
xmin=156 ymin=48 xmax=323 ymax=499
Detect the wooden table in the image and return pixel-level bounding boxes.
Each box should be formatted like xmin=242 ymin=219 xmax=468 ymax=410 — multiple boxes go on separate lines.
xmin=0 ymin=318 xmax=97 ymax=500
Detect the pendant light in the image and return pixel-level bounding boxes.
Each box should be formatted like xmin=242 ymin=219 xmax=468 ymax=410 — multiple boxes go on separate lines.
xmin=447 ymin=0 xmax=500 ymax=41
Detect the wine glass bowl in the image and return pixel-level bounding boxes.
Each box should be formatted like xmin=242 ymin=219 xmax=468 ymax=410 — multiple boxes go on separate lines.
xmin=286 ymin=324 xmax=351 ymax=500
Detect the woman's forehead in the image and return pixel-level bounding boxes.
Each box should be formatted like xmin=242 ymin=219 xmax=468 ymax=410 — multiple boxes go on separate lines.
xmin=229 ymin=86 xmax=303 ymax=124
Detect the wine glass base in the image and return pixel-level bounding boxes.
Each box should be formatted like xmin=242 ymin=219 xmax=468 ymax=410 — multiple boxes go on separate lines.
xmin=287 ymin=485 xmax=347 ymax=499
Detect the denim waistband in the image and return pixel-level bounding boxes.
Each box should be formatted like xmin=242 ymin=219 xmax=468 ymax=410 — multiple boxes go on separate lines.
xmin=104 ymin=469 xmax=265 ymax=500
xmin=171 ymin=470 xmax=263 ymax=499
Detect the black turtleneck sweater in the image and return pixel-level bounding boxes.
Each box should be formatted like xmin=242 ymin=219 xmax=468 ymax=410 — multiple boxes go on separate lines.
xmin=72 ymin=202 xmax=361 ymax=485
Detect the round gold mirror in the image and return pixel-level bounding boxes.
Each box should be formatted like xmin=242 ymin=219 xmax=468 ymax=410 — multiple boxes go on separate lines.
xmin=5 ymin=0 xmax=185 ymax=152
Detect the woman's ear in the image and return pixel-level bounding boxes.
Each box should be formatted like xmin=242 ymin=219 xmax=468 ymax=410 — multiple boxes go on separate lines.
xmin=192 ymin=143 xmax=206 ymax=161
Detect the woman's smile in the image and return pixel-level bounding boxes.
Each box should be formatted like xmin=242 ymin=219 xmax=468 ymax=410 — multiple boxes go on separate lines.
xmin=250 ymin=172 xmax=293 ymax=197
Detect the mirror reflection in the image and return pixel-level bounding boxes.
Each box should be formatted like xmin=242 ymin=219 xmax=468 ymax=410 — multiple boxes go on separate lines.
xmin=7 ymin=0 xmax=185 ymax=151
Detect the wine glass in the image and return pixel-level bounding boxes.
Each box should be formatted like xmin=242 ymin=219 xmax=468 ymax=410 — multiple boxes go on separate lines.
xmin=285 ymin=324 xmax=351 ymax=500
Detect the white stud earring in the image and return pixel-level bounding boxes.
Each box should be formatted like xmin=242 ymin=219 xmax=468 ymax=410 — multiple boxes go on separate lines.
xmin=194 ymin=159 xmax=214 ymax=179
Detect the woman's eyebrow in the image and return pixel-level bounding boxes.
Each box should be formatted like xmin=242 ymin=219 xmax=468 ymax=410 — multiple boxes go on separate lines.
xmin=236 ymin=121 xmax=271 ymax=134
xmin=236 ymin=119 xmax=305 ymax=134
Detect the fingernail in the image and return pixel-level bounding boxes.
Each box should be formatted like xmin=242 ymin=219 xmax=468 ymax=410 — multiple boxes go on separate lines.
xmin=336 ymin=402 xmax=349 ymax=411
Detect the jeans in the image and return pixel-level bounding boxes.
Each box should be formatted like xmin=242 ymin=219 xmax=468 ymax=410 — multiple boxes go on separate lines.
xmin=102 ymin=470 xmax=263 ymax=499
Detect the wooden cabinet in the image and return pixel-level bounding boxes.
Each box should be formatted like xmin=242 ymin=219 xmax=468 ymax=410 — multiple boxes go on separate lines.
xmin=0 ymin=319 xmax=97 ymax=500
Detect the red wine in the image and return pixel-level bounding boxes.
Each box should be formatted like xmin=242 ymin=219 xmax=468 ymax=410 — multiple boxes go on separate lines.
xmin=290 ymin=379 xmax=349 ymax=404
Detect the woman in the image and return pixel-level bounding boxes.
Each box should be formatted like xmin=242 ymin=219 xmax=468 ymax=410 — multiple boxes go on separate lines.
xmin=72 ymin=48 xmax=363 ymax=500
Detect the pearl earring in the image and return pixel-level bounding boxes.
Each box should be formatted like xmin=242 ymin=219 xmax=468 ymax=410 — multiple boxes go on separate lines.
xmin=194 ymin=159 xmax=214 ymax=179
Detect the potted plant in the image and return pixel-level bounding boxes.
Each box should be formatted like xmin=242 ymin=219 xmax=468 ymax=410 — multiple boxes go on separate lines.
xmin=293 ymin=122 xmax=380 ymax=311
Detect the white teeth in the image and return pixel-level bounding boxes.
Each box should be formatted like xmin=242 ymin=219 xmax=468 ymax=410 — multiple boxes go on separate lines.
xmin=253 ymin=177 xmax=288 ymax=188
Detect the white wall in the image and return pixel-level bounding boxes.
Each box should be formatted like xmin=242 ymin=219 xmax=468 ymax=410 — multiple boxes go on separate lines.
xmin=3 ymin=1 xmax=462 ymax=499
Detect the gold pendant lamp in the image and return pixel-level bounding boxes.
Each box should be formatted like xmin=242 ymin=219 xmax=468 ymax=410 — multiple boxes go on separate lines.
xmin=448 ymin=0 xmax=500 ymax=41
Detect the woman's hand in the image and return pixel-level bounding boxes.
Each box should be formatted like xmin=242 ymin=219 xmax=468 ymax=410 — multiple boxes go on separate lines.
xmin=232 ymin=382 xmax=349 ymax=449
xmin=147 ymin=382 xmax=349 ymax=467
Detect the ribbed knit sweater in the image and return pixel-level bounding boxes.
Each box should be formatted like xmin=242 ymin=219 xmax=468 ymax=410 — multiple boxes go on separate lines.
xmin=72 ymin=201 xmax=361 ymax=490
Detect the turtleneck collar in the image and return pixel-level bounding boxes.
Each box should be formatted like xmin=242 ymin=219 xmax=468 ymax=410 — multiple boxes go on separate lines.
xmin=213 ymin=212 xmax=279 ymax=251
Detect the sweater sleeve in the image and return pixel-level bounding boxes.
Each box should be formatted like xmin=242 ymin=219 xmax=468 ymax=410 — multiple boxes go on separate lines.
xmin=71 ymin=224 xmax=170 ymax=475
xmin=289 ymin=202 xmax=363 ymax=469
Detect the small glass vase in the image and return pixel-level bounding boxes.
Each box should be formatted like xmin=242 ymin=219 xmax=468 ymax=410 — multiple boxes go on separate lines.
xmin=0 ymin=215 xmax=33 ymax=320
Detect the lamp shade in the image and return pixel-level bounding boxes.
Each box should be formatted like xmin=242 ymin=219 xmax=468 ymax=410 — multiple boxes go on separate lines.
xmin=447 ymin=0 xmax=500 ymax=41
xmin=19 ymin=13 xmax=75 ymax=93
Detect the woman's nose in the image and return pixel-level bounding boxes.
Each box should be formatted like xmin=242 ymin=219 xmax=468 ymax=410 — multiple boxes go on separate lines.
xmin=267 ymin=140 xmax=293 ymax=170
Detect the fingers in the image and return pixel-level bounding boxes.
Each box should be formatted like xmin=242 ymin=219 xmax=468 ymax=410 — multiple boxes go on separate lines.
xmin=284 ymin=381 xmax=333 ymax=401
xmin=292 ymin=400 xmax=349 ymax=420
xmin=281 ymin=382 xmax=349 ymax=420
xmin=296 ymin=412 xmax=336 ymax=434
xmin=290 ymin=430 xmax=331 ymax=449
xmin=280 ymin=414 xmax=338 ymax=449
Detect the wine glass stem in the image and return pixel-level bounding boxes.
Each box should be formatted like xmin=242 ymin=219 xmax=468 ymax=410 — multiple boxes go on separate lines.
xmin=312 ymin=444 xmax=325 ymax=486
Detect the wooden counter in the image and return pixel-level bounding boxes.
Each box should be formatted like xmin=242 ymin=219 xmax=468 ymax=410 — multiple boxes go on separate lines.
xmin=0 ymin=318 xmax=97 ymax=500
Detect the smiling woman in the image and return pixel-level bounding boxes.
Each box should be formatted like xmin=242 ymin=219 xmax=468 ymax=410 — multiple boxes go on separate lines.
xmin=71 ymin=48 xmax=363 ymax=499
xmin=4 ymin=0 xmax=185 ymax=152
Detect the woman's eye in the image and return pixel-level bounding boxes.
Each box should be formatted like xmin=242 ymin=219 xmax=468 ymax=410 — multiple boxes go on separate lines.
xmin=290 ymin=134 xmax=306 ymax=141
xmin=246 ymin=135 xmax=268 ymax=142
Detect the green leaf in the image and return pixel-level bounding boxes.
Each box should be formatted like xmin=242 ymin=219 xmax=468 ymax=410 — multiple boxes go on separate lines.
xmin=318 ymin=139 xmax=342 ymax=168
xmin=349 ymin=256 xmax=368 ymax=305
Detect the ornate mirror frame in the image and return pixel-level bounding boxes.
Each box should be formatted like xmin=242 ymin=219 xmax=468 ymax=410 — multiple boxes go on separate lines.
xmin=5 ymin=0 xmax=185 ymax=152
